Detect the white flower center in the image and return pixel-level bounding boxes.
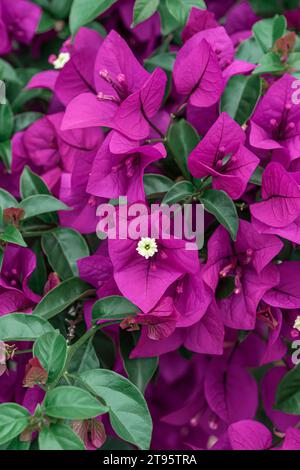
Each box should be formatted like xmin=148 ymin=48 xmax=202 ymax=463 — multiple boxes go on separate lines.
xmin=294 ymin=316 xmax=300 ymax=332
xmin=136 ymin=237 xmax=158 ymax=259
xmin=53 ymin=52 xmax=70 ymax=70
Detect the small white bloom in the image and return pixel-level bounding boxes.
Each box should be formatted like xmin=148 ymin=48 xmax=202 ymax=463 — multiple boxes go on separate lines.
xmin=136 ymin=237 xmax=158 ymax=259
xmin=294 ymin=316 xmax=300 ymax=332
xmin=53 ymin=52 xmax=70 ymax=70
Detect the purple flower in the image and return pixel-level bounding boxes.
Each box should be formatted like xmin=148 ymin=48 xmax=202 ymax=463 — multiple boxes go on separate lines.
xmin=251 ymin=163 xmax=300 ymax=243
xmin=214 ymin=420 xmax=272 ymax=450
xmin=13 ymin=112 xmax=102 ymax=195
xmin=108 ymin=213 xmax=199 ymax=312
xmin=62 ymin=30 xmax=167 ymax=141
xmin=173 ymin=35 xmax=224 ymax=108
xmin=188 ymin=112 xmax=259 ymax=199
xmin=130 ymin=298 xmax=224 ymax=357
xmin=0 ymin=245 xmax=40 ymax=315
xmin=87 ymin=133 xmax=166 ymax=202
xmin=250 ymin=74 xmax=300 ymax=161
xmin=182 ymin=7 xmax=218 ymax=43
xmin=204 ymin=357 xmax=258 ymax=424
xmin=0 ymin=0 xmax=41 ymax=55
xmin=203 ymin=220 xmax=282 ymax=329
xmin=263 ymin=261 xmax=300 ymax=309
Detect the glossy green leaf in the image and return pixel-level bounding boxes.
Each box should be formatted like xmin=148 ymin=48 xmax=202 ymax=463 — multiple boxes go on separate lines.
xmin=28 ymin=239 xmax=48 ymax=296
xmin=145 ymin=53 xmax=176 ymax=72
xmin=33 ymin=277 xmax=93 ymax=320
xmin=120 ymin=330 xmax=158 ymax=393
xmin=41 ymin=228 xmax=89 ymax=280
xmin=200 ymin=189 xmax=239 ymax=241
xmin=19 ymin=195 xmax=70 ymax=220
xmin=162 ymin=180 xmax=195 ymax=205
xmin=0 ymin=404 xmax=30 ymax=446
xmin=221 ymin=75 xmax=262 ymax=125
xmin=167 ymin=119 xmax=200 ymax=178
xmin=68 ymin=339 xmax=100 ymax=374
xmin=0 ymin=225 xmax=27 ymax=247
xmin=0 ymin=103 xmax=13 ymax=141
xmin=253 ymin=52 xmax=286 ymax=75
xmin=143 ymin=174 xmax=174 ymax=198
xmin=236 ymin=37 xmax=264 ymax=63
xmin=0 ymin=140 xmax=12 ymax=172
xmin=92 ymin=295 xmax=139 ymax=323
xmin=0 ymin=313 xmax=54 ymax=341
xmin=33 ymin=332 xmax=68 ymax=383
xmin=253 ymin=15 xmax=286 ymax=53
xmin=166 ymin=0 xmax=206 ymax=25
xmin=78 ymin=369 xmax=152 ymax=449
xmin=132 ymin=0 xmax=159 ymax=27
xmin=158 ymin=0 xmax=179 ymax=35
xmin=39 ymin=423 xmax=85 ymax=450
xmin=276 ymin=364 xmax=300 ymax=414
xmin=20 ymin=167 xmax=50 ymax=199
xmin=44 ymin=386 xmax=108 ymax=419
xmin=70 ymin=0 xmax=118 ymax=35
xmin=0 ymin=59 xmax=21 ymax=84
xmin=93 ymin=330 xmax=116 ymax=370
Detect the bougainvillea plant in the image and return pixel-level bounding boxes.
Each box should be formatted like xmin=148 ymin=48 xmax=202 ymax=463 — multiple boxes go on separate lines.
xmin=2 ymin=0 xmax=300 ymax=452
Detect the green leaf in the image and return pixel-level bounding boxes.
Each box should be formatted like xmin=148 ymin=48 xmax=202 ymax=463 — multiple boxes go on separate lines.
xmin=0 ymin=59 xmax=21 ymax=84
xmin=14 ymin=112 xmax=43 ymax=132
xmin=19 ymin=195 xmax=70 ymax=220
xmin=162 ymin=180 xmax=195 ymax=205
xmin=69 ymin=0 xmax=118 ymax=35
xmin=0 ymin=313 xmax=54 ymax=341
xmin=120 ymin=330 xmax=158 ymax=393
xmin=44 ymin=386 xmax=108 ymax=419
xmin=68 ymin=339 xmax=100 ymax=374
xmin=236 ymin=37 xmax=264 ymax=63
xmin=78 ymin=369 xmax=152 ymax=449
xmin=0 ymin=225 xmax=27 ymax=247
xmin=166 ymin=0 xmax=206 ymax=26
xmin=0 ymin=188 xmax=18 ymax=209
xmin=253 ymin=52 xmax=286 ymax=75
xmin=143 ymin=174 xmax=174 ymax=198
xmin=33 ymin=332 xmax=67 ymax=384
xmin=41 ymin=228 xmax=89 ymax=280
xmin=221 ymin=75 xmax=262 ymax=125
xmin=0 ymin=140 xmax=12 ymax=172
xmin=0 ymin=404 xmax=30 ymax=446
xmin=158 ymin=0 xmax=179 ymax=35
xmin=253 ymin=15 xmax=286 ymax=53
xmin=275 ymin=364 xmax=300 ymax=414
xmin=93 ymin=330 xmax=116 ymax=370
xmin=5 ymin=437 xmax=31 ymax=450
xmin=37 ymin=11 xmax=56 ymax=34
xmin=250 ymin=166 xmax=263 ymax=186
xmin=0 ymin=103 xmax=14 ymax=142
xmin=200 ymin=189 xmax=239 ymax=241
xmin=132 ymin=0 xmax=159 ymax=27
xmin=92 ymin=295 xmax=139 ymax=323
xmin=249 ymin=0 xmax=298 ymax=15
xmin=39 ymin=423 xmax=85 ymax=450
xmin=20 ymin=166 xmax=50 ymax=199
xmin=145 ymin=52 xmax=176 ymax=73
xmin=33 ymin=277 xmax=93 ymax=320
xmin=28 ymin=239 xmax=48 ymax=296
xmin=167 ymin=119 xmax=200 ymax=178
